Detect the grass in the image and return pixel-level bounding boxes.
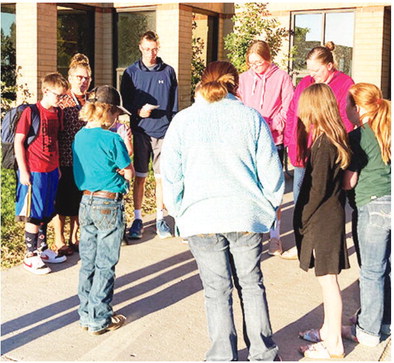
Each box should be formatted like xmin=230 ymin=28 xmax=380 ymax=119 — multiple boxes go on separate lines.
xmin=1 ymin=167 xmax=157 ymax=269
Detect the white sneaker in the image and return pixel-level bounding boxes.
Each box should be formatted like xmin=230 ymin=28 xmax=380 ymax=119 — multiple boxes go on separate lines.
xmin=39 ymin=248 xmax=67 ymax=264
xmin=268 ymin=237 xmax=282 ymax=256
xmin=23 ymin=254 xmax=51 ymax=274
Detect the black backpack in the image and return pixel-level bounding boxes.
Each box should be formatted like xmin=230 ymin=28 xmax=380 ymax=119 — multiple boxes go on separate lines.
xmin=1 ymin=104 xmax=40 ymax=169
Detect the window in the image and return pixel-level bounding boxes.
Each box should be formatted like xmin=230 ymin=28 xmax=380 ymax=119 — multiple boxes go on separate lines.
xmin=291 ymin=10 xmax=354 ymax=84
xmin=1 ymin=3 xmax=16 ymax=98
xmin=115 ymin=10 xmax=156 ymax=88
xmin=57 ymin=5 xmax=95 ymax=79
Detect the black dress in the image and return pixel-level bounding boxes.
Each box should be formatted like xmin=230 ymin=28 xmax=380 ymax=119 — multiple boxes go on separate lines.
xmin=293 ymin=134 xmax=350 ymax=276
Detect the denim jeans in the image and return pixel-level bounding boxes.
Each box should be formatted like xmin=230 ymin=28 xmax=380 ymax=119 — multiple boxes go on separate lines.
xmin=188 ymin=232 xmax=278 ymax=361
xmin=292 ymin=166 xmax=305 ymax=203
xmin=78 ymin=195 xmax=125 ymax=332
xmin=356 ymin=195 xmax=391 ymax=345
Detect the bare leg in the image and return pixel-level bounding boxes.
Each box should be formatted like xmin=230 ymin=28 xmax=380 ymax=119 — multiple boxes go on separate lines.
xmin=52 ymin=214 xmax=66 ymax=249
xmin=25 ymin=222 xmax=39 ymax=234
xmin=133 ymin=176 xmax=146 ymax=212
xmin=69 ymin=215 xmax=79 ymax=244
xmin=317 ymin=274 xmax=344 ymax=356
xmin=155 ymin=176 xmax=164 ymax=210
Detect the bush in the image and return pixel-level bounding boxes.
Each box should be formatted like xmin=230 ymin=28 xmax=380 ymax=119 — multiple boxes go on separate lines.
xmin=224 ymin=3 xmax=289 ymax=73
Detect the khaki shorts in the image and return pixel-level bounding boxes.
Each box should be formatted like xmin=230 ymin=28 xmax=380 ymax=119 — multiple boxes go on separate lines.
xmin=133 ymin=131 xmax=163 ymax=177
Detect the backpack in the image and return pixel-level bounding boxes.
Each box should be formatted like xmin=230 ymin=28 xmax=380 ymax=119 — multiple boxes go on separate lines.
xmin=1 ymin=104 xmax=40 ymax=169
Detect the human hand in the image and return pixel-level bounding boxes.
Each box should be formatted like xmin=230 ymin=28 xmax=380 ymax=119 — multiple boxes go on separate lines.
xmin=138 ymin=108 xmax=152 ymax=118
xmin=20 ymin=170 xmax=31 ymax=185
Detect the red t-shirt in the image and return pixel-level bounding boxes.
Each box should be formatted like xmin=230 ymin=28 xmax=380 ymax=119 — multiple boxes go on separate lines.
xmin=15 ymin=102 xmax=63 ymax=172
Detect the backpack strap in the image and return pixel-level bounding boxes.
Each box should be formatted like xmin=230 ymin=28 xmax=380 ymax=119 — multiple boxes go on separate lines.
xmin=25 ymin=104 xmax=40 ymax=146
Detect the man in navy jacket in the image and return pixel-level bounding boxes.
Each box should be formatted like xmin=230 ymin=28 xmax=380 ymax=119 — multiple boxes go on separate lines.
xmin=121 ymin=31 xmax=178 ymax=240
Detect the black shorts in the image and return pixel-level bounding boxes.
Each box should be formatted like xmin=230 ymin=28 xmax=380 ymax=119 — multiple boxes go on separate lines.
xmin=133 ymin=131 xmax=163 ymax=177
xmin=55 ymin=166 xmax=82 ymax=216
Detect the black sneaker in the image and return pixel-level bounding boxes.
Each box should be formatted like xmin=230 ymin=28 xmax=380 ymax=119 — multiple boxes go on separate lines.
xmin=127 ymin=219 xmax=144 ymax=240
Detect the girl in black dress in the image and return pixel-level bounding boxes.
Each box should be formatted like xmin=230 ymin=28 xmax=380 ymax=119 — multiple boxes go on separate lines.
xmin=294 ymin=83 xmax=351 ymax=359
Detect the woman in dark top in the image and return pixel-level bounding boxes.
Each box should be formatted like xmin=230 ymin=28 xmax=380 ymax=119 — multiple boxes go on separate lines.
xmin=294 ymin=84 xmax=351 ymax=359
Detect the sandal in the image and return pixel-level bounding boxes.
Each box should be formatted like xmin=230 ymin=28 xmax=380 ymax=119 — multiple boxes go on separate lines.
xmin=342 ymin=325 xmax=359 ymax=343
xmin=69 ymin=241 xmax=79 ymax=253
xmin=57 ymin=244 xmax=74 ymax=256
xmin=300 ymin=342 xmax=345 ymax=359
xmin=299 ymin=328 xmax=322 ymax=343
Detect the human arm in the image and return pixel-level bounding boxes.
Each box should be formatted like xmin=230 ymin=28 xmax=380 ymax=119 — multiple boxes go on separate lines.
xmin=300 ymin=138 xmax=335 ymax=227
xmin=255 ymin=114 xmax=284 ymax=210
xmin=14 ymin=133 xmax=30 ymax=185
xmin=342 ymin=170 xmax=358 ymax=190
xmin=120 ymin=68 xmax=137 ymax=116
xmin=270 ymin=74 xmax=294 ymax=134
xmin=169 ymin=68 xmax=179 ymax=118
xmin=160 ymin=118 xmax=184 ymax=217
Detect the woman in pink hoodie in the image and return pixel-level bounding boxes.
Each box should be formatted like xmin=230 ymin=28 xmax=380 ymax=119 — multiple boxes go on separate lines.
xmin=282 ymin=41 xmax=355 ymax=260
xmin=239 ymin=40 xmax=294 ymax=256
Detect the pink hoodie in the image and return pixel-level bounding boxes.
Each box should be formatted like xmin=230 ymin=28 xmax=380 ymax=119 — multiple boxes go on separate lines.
xmin=238 ymin=64 xmax=294 ymax=145
xmin=284 ymin=71 xmax=355 ymax=167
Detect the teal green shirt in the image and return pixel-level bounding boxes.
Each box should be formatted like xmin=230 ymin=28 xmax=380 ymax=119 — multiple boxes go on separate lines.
xmin=348 ymin=123 xmax=391 ymax=207
xmin=72 ymin=127 xmax=131 ymax=194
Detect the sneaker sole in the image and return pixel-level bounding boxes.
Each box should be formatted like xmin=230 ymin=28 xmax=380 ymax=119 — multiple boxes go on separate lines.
xmin=157 ymin=233 xmax=172 ymax=239
xmin=23 ymin=264 xmax=51 ymax=275
xmin=268 ymin=251 xmax=282 ymax=256
xmin=88 ymin=320 xmax=125 ymax=335
xmin=40 ymin=257 xmax=67 ymax=264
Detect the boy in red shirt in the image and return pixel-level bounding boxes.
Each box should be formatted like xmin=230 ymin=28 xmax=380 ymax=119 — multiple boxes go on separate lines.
xmin=15 ymin=72 xmax=69 ymax=274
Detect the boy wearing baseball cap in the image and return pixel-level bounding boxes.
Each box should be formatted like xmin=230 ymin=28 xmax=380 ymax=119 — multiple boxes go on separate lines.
xmin=72 ymin=85 xmax=134 ymax=335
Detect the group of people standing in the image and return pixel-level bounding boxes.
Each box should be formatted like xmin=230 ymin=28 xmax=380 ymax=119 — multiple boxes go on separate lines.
xmin=13 ymin=29 xmax=390 ymax=358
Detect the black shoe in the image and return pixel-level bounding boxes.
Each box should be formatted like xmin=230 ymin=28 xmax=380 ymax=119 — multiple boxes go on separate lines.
xmin=127 ymin=219 xmax=144 ymax=240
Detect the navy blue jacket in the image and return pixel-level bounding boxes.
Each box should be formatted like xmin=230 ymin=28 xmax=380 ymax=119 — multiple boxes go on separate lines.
xmin=120 ymin=57 xmax=178 ymax=139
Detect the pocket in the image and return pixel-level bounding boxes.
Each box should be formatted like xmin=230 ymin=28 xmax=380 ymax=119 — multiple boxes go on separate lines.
xmin=78 ymin=203 xmax=89 ymax=227
xmin=369 ymin=209 xmax=390 ymax=229
xmin=93 ymin=205 xmax=120 ymax=231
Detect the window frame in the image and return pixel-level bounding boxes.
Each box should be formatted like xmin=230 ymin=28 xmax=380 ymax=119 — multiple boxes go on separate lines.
xmin=289 ymin=8 xmax=356 ymax=83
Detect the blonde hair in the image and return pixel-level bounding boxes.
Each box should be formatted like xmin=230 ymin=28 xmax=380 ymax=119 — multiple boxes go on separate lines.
xmin=79 ymin=90 xmax=119 ymax=129
xmin=246 ymin=40 xmax=271 ymax=64
xmin=41 ymin=72 xmax=69 ymax=91
xmin=297 ymin=83 xmax=350 ymax=169
xmin=68 ymin=53 xmax=91 ymax=77
xmin=199 ymin=61 xmax=239 ymax=103
xmin=348 ymin=83 xmax=391 ymax=164
xmin=307 ymin=41 xmax=336 ymax=68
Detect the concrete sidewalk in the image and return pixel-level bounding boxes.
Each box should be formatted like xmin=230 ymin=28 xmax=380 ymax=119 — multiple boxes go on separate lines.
xmin=1 ymin=176 xmax=391 ymax=361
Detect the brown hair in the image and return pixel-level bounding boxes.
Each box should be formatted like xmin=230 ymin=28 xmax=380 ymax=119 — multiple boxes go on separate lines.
xmin=246 ymin=40 xmax=271 ymax=64
xmin=297 ymin=83 xmax=350 ymax=169
xmin=306 ymin=41 xmax=336 ymax=67
xmin=198 ymin=61 xmax=239 ymax=103
xmin=41 ymin=72 xmax=69 ymax=91
xmin=68 ymin=53 xmax=91 ymax=77
xmin=139 ymin=30 xmax=159 ymax=43
xmin=348 ymin=83 xmax=391 ymax=164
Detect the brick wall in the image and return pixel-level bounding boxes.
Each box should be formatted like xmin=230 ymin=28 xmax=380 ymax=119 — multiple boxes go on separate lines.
xmin=95 ymin=8 xmax=113 ymax=86
xmin=16 ymin=3 xmax=57 ymax=102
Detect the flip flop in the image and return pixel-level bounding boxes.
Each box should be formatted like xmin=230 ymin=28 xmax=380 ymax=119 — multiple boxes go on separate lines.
xmin=299 ymin=328 xmax=322 ymax=343
xmin=299 ymin=342 xmax=345 ymax=360
xmin=342 ymin=325 xmax=359 ymax=343
xmin=57 ymin=244 xmax=74 ymax=256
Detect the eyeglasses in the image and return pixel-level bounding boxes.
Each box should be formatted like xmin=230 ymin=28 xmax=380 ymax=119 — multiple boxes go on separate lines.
xmin=46 ymin=89 xmax=65 ymax=99
xmin=72 ymin=75 xmax=91 ymax=81
xmin=140 ymin=47 xmax=159 ymax=53
xmin=248 ymin=61 xmax=265 ymax=67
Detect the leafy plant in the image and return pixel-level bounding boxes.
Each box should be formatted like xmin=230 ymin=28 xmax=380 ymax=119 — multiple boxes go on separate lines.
xmin=224 ymin=2 xmax=289 ymax=73
xmin=191 ymin=16 xmax=206 ymax=101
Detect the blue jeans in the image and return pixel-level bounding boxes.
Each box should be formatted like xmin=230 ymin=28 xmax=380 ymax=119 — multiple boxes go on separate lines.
xmin=78 ymin=195 xmax=125 ymax=332
xmin=356 ymin=195 xmax=391 ymax=345
xmin=293 ymin=166 xmax=305 ymax=203
xmin=188 ymin=232 xmax=278 ymax=361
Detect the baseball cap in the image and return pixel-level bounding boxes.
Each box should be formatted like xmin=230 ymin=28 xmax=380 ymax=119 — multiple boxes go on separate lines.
xmin=87 ymin=85 xmax=131 ymax=115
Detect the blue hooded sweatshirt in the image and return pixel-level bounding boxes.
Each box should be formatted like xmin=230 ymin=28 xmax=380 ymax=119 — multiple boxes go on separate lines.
xmin=120 ymin=57 xmax=178 ymax=139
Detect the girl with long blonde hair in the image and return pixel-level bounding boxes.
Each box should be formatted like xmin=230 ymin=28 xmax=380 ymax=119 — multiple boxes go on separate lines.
xmin=294 ymin=83 xmax=351 ymax=359
xmin=342 ymin=83 xmax=391 ymax=347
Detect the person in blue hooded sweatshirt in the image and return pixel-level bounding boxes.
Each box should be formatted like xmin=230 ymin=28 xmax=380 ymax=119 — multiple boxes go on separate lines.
xmin=121 ymin=30 xmax=178 ymax=241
